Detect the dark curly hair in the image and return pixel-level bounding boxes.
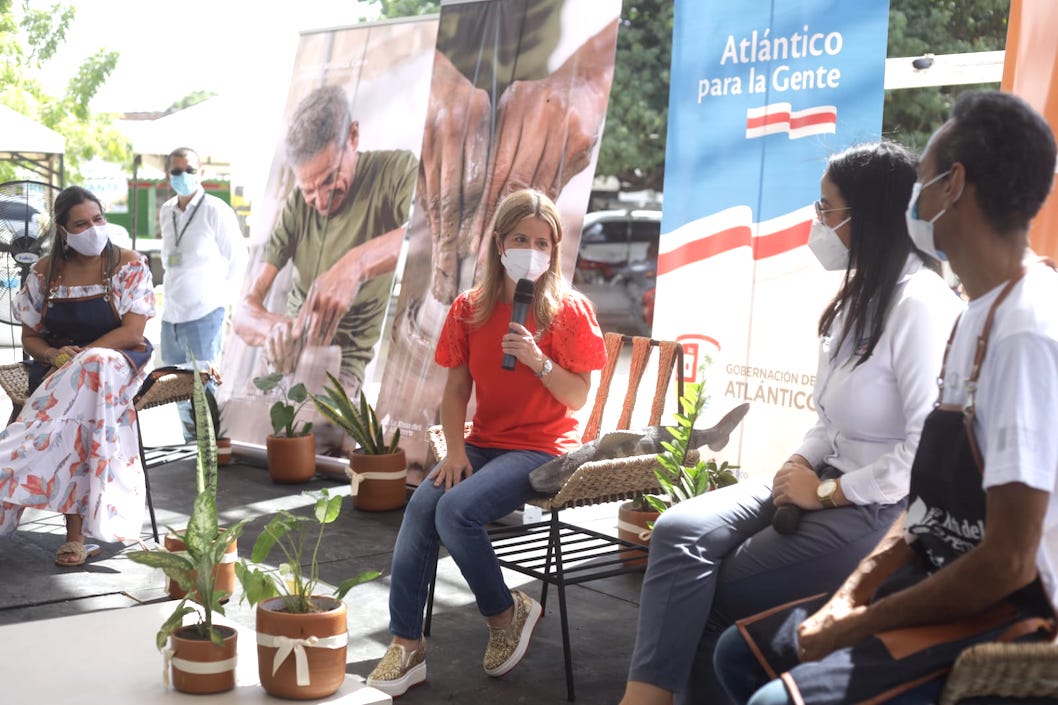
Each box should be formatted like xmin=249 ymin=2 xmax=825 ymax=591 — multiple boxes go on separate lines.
xmin=817 ymin=141 xmax=925 ymax=366
xmin=932 ymin=91 xmax=1056 ymax=235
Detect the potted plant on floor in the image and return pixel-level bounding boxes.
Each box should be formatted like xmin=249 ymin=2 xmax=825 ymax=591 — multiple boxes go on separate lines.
xmin=310 ymin=372 xmax=407 ymax=512
xmin=161 ymin=519 xmax=239 ymax=602
xmin=617 ymin=381 xmax=740 ymax=564
xmin=235 ymin=487 xmax=381 ymax=699
xmin=192 ymin=385 xmax=233 ymax=466
xmin=254 ymin=372 xmax=316 ymax=483
xmin=128 ymin=366 xmax=249 ymax=694
xmin=206 ymin=386 xmax=234 ymax=465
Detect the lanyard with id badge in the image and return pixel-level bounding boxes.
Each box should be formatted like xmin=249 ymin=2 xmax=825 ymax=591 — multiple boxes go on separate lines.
xmin=168 ymin=199 xmax=202 ymax=267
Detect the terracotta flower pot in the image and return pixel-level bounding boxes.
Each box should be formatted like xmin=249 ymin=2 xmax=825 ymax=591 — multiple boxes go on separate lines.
xmin=168 ymin=624 xmax=238 ymax=694
xmin=255 ymin=596 xmax=348 ymax=700
xmin=349 ymin=448 xmax=407 ymax=512
xmin=265 ymin=434 xmax=316 ymax=484
xmin=163 ymin=532 xmax=238 ymax=602
xmin=617 ymin=501 xmax=660 ymax=567
xmin=216 ymin=437 xmax=233 ymax=465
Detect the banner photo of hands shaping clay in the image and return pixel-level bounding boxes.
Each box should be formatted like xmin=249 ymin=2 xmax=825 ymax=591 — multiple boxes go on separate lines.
xmin=375 ymin=0 xmax=621 ymax=482
xmin=219 ymin=17 xmax=438 ymax=459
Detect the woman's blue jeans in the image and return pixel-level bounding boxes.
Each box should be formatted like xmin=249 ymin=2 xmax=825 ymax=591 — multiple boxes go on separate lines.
xmin=388 ymin=443 xmax=554 ymax=639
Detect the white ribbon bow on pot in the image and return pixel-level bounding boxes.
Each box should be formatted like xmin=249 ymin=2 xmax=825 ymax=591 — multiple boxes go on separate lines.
xmin=257 ymin=632 xmax=349 ymax=686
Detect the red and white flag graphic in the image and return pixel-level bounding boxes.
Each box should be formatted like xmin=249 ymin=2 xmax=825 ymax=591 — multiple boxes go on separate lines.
xmin=745 ymin=102 xmax=837 ymax=140
xmin=657 ymin=204 xmax=814 ymax=276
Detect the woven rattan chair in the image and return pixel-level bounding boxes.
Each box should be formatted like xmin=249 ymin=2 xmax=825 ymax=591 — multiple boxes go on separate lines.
xmin=422 ymin=332 xmax=685 ymax=701
xmin=940 ymin=641 xmax=1058 ymax=705
xmin=0 ymin=362 xmax=201 ymax=542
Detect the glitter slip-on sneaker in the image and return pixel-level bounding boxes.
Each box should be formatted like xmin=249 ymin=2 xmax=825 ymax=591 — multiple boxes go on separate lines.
xmin=366 ymin=638 xmax=427 ymax=697
xmin=483 ymin=590 xmax=543 ymax=677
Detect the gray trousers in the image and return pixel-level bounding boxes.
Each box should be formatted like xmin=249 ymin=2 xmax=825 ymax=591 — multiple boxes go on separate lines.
xmin=625 ymin=472 xmax=906 ymax=704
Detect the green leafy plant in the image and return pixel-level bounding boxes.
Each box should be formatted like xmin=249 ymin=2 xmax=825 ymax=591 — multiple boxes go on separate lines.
xmin=128 ymin=364 xmax=249 ymax=647
xmin=204 ymin=386 xmax=228 ymax=439
xmin=253 ymin=372 xmax=314 ymax=438
xmin=309 ymin=372 xmax=401 ymax=454
xmin=640 ymin=382 xmax=739 ymax=514
xmin=190 ymin=385 xmax=227 ymax=440
xmin=234 ymin=488 xmax=380 ymax=614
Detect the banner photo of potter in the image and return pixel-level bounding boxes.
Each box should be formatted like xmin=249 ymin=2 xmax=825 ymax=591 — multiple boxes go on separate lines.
xmin=218 ymin=18 xmax=439 ymax=459
xmin=375 ymin=0 xmax=622 ymax=483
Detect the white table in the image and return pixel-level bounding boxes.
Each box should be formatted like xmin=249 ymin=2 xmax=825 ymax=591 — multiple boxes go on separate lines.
xmin=0 ymin=603 xmax=391 ymax=704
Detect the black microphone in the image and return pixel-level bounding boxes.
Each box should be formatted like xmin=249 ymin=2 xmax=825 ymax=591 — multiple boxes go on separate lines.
xmin=772 ymin=504 xmax=803 ymax=535
xmin=502 ymin=278 xmax=535 ymax=371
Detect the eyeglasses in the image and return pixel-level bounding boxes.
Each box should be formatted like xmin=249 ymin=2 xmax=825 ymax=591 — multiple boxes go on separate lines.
xmin=814 ymin=200 xmax=851 ymax=221
xmin=169 ymin=167 xmax=198 ymax=176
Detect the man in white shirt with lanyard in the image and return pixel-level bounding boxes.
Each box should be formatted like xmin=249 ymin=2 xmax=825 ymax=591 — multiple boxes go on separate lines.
xmin=159 ymin=147 xmax=247 ymax=438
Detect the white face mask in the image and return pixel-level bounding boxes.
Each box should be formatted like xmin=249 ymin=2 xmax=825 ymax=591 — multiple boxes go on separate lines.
xmin=905 ymin=170 xmax=953 ymax=261
xmin=807 ymin=217 xmax=851 ymax=271
xmin=65 ymin=224 xmax=109 ymax=257
xmin=501 ymin=248 xmax=551 ymax=283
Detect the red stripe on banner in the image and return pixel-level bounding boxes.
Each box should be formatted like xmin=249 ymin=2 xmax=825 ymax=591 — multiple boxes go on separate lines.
xmin=660 ymin=219 xmax=812 ymax=274
xmin=746 ymin=111 xmax=791 ymax=129
xmin=753 ymin=220 xmax=811 ymax=259
xmin=789 ymin=111 xmax=836 ymax=129
xmin=657 ymin=225 xmax=752 ymax=275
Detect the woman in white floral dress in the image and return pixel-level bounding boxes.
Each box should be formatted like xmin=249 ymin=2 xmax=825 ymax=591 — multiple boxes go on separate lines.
xmin=0 ymin=186 xmax=156 ymax=567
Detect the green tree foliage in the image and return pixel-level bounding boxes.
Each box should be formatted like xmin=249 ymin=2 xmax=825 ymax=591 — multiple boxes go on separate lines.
xmin=166 ymin=90 xmax=217 ymax=114
xmin=364 ymin=0 xmax=1011 ymax=188
xmin=369 ymin=0 xmax=440 ymax=19
xmin=884 ymin=0 xmax=1010 ymax=152
xmin=597 ymin=0 xmax=672 ymax=192
xmin=598 ymin=0 xmax=1012 ymax=188
xmin=0 ymin=0 xmax=128 ymax=183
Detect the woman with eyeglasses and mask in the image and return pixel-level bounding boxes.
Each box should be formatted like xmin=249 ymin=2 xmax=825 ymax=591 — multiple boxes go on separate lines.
xmin=620 ymin=141 xmax=964 ymax=705
xmin=0 ymin=186 xmax=155 ymax=568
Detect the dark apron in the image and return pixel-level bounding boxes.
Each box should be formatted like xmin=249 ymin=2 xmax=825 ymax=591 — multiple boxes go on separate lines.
xmin=26 ymin=292 xmax=153 ymax=394
xmin=737 ymin=268 xmax=1055 ymax=705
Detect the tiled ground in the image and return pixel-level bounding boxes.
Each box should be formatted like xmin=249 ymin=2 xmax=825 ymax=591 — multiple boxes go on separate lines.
xmin=0 ymin=430 xmax=646 ymax=705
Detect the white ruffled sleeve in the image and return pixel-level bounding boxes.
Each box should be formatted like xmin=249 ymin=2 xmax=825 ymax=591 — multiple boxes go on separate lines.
xmin=114 ymin=258 xmax=157 ymax=319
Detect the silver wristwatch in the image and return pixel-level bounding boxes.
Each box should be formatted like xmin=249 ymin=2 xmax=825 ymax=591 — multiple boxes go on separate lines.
xmin=536 ymin=357 xmax=553 ymax=379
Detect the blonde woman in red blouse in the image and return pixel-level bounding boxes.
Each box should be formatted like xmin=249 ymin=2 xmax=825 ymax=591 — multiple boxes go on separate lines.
xmin=366 ymin=189 xmax=606 ymax=697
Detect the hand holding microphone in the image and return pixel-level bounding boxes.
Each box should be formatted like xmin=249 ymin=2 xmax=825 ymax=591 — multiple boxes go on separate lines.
xmin=772 ymin=504 xmax=804 ymax=535
xmin=771 ymin=460 xmax=829 ymax=535
xmin=502 ymin=278 xmax=536 ymax=371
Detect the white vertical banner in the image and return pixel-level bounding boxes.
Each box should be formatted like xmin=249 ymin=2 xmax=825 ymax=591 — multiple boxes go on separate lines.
xmin=656 ymin=0 xmax=890 ymax=478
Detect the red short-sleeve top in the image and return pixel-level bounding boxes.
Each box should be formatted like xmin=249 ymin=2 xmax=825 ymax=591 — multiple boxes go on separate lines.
xmin=435 ymin=289 xmax=607 ymax=455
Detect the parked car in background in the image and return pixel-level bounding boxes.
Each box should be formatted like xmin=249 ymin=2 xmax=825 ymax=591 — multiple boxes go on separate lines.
xmin=575 ymin=209 xmax=661 ymax=336
xmin=575 ymin=209 xmax=661 ymax=283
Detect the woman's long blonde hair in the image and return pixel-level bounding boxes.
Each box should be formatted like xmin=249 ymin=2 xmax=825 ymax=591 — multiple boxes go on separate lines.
xmin=468 ymin=189 xmax=566 ymax=330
